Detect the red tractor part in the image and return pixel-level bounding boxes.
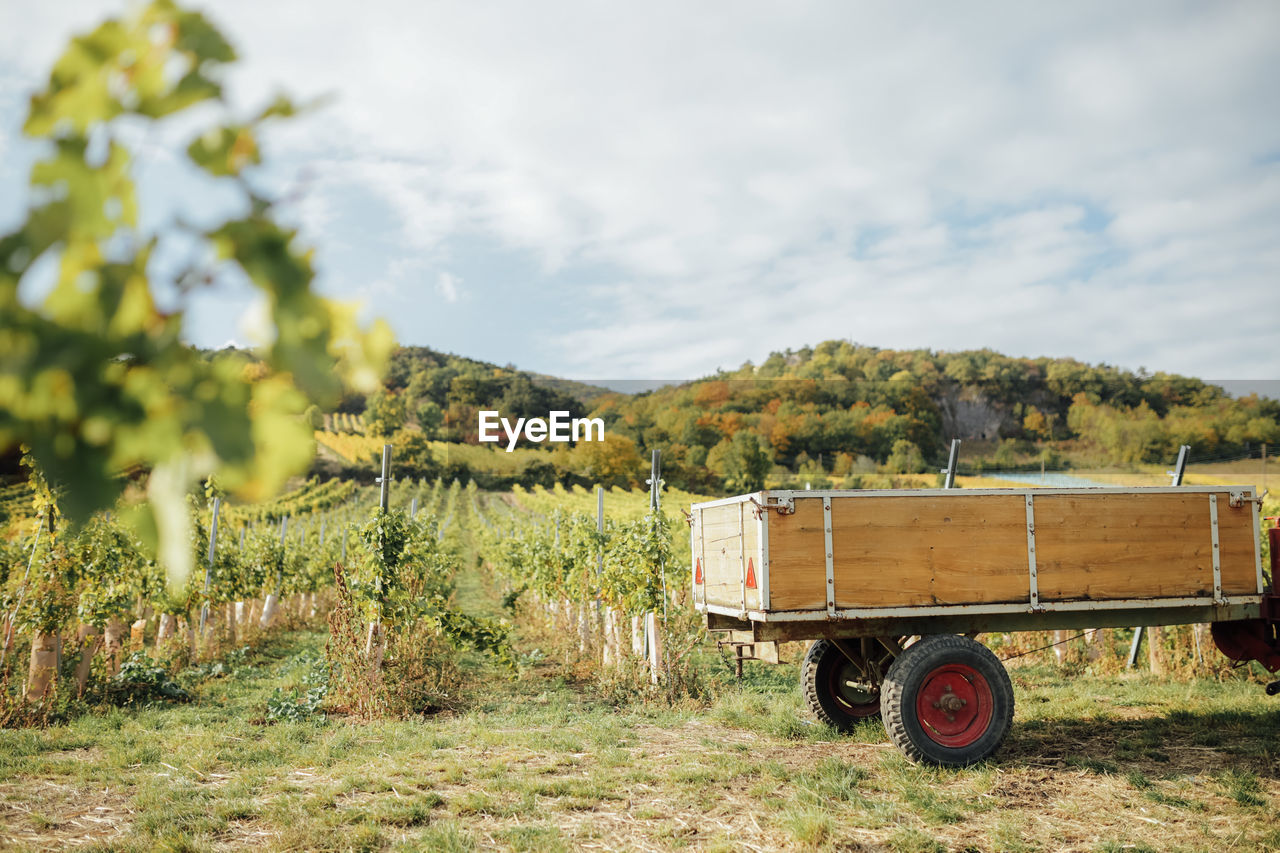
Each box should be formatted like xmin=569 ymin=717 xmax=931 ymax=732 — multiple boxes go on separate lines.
xmin=1212 ymin=594 xmax=1280 ymax=695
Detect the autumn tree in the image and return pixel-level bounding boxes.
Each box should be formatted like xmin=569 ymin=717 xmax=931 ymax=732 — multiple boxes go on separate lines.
xmin=885 ymin=440 xmax=926 ymax=474
xmin=572 ymin=434 xmax=644 ymax=488
xmin=722 ymin=431 xmax=771 ymax=493
xmin=364 ymin=390 xmax=409 ymax=437
xmin=415 ymin=400 xmax=444 ymax=438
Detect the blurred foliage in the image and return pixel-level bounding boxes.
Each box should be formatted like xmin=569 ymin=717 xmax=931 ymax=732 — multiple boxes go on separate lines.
xmin=0 ymin=1 xmax=393 ymax=588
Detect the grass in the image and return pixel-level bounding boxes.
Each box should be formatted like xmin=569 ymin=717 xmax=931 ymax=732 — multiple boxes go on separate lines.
xmin=0 ymin=631 xmax=1277 ymax=851
xmin=3 ymin=498 xmax=1278 ymax=850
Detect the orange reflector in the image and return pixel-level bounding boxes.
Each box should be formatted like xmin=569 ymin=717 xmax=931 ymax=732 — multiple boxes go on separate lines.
xmin=746 ymin=557 xmax=757 ymax=589
xmin=694 ymin=558 xmax=704 ymax=584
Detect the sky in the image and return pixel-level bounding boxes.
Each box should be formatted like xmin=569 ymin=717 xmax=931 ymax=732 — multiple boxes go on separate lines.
xmin=1 ymin=1 xmax=1278 ymax=387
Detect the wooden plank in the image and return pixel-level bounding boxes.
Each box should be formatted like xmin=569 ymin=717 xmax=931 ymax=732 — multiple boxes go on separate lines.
xmin=829 ymin=495 xmax=1029 ymax=607
xmin=699 ymin=503 xmax=745 ymax=608
xmin=1034 ymin=493 xmax=1214 ymax=600
xmin=763 ymin=499 xmax=827 ymax=611
xmin=1214 ymin=496 xmax=1262 ymax=595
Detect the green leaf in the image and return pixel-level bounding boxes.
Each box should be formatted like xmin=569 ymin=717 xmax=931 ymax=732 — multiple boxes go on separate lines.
xmin=187 ymin=125 xmax=260 ymax=176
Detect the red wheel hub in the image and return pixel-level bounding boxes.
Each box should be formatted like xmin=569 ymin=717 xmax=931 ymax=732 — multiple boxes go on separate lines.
xmin=915 ymin=663 xmax=994 ymax=747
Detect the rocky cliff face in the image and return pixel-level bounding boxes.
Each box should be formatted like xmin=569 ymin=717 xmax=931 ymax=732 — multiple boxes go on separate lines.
xmin=937 ymin=387 xmax=1010 ymax=440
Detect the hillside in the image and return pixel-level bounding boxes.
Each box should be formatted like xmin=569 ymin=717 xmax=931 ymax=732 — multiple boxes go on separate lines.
xmin=321 ymin=341 xmax=1280 ymax=495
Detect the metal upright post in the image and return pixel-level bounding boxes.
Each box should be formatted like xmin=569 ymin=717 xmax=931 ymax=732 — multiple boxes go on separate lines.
xmin=942 ymin=439 xmax=961 ymax=489
xmin=647 ymin=449 xmax=662 ymax=514
xmin=271 ymin=516 xmax=288 ymax=603
xmin=648 ymin=449 xmax=668 ymax=619
xmin=410 ymin=496 xmax=418 ymax=520
xmin=1126 ymin=627 xmax=1145 ymax=669
xmin=199 ymin=497 xmax=221 ymax=635
xmin=378 ymin=445 xmax=392 ymax=511
xmin=1170 ymin=445 xmax=1189 ymax=486
xmin=596 ymin=486 xmax=604 ymax=578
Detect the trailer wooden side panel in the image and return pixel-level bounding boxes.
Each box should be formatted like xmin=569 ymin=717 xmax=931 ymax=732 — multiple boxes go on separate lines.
xmin=764 ymin=499 xmax=825 ymax=610
xmin=1034 ymin=494 xmax=1210 ymax=600
xmin=1218 ymin=501 xmax=1262 ymax=594
xmin=700 ymin=502 xmax=748 ymax=609
xmin=834 ymin=495 xmax=1030 ymax=607
xmin=694 ymin=486 xmax=1263 ymax=617
xmin=766 ymin=495 xmax=1030 ymax=609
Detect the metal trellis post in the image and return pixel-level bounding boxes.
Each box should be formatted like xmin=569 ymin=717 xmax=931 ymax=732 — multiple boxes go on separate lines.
xmin=942 ymin=439 xmax=960 ymax=489
xmin=378 ymin=445 xmax=392 ymax=511
xmin=199 ymin=497 xmax=221 ymax=635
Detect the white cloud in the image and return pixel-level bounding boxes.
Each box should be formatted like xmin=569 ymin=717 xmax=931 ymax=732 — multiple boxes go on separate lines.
xmin=436 ymin=271 xmax=461 ymax=304
xmin=237 ymin=296 xmax=274 ymax=348
xmin=2 ymin=1 xmax=1278 ymax=380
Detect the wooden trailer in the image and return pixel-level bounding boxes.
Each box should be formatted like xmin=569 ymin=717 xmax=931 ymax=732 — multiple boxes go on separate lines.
xmin=689 ymin=486 xmax=1280 ymax=766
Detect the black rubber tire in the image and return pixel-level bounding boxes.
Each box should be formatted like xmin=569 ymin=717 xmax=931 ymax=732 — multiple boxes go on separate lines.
xmin=802 ymin=639 xmax=884 ymax=729
xmin=880 ymin=634 xmax=1013 ymax=766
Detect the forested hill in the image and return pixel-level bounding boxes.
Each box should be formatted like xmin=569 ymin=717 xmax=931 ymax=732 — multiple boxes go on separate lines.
xmin=355 ymin=346 xmax=612 ymax=429
xmin=588 ymin=342 xmax=1279 ymax=490
xmin=329 ymin=341 xmax=1277 ymax=495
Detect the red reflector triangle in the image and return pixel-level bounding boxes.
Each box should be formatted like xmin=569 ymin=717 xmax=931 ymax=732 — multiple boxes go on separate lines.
xmin=694 ymin=558 xmax=704 ymax=584
xmin=746 ymin=557 xmax=757 ymax=589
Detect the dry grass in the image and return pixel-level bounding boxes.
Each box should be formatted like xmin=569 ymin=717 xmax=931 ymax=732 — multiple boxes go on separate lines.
xmin=0 ymin=629 xmax=1277 ymax=852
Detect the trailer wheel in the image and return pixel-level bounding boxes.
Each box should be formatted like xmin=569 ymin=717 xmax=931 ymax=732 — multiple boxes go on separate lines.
xmin=880 ymin=634 xmax=1013 ymax=766
xmin=802 ymin=638 xmax=895 ymax=729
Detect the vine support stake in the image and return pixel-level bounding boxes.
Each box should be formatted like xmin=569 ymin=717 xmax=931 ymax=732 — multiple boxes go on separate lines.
xmin=596 ymin=486 xmax=604 ymax=578
xmin=199 ymin=497 xmax=221 ymax=636
xmin=648 ymin=449 xmax=669 ymax=621
xmin=377 ymin=445 xmax=393 ymax=511
xmin=647 ymin=449 xmax=663 ymax=514
xmin=942 ymin=439 xmax=961 ymax=489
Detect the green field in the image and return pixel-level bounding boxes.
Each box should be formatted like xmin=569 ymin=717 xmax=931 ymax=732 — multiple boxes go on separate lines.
xmin=3 ymin=482 xmax=1279 ymax=852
